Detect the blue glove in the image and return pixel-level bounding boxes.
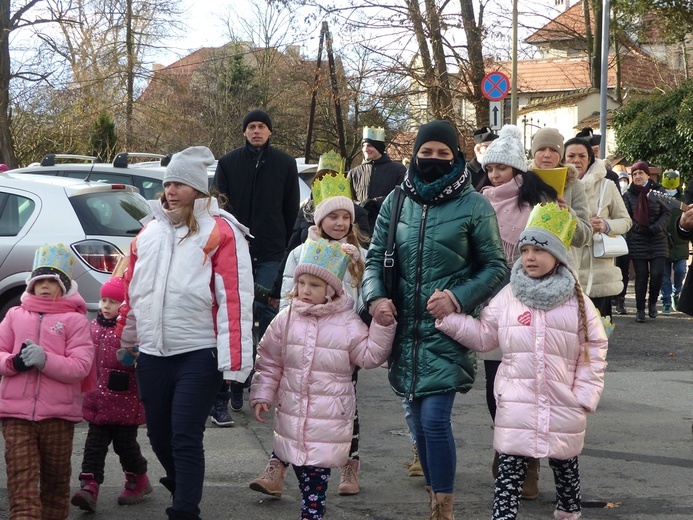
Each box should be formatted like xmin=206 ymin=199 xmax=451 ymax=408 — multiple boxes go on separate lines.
xmin=116 ymin=345 xmax=139 ymax=367
xmin=21 ymin=340 xmax=46 ymax=370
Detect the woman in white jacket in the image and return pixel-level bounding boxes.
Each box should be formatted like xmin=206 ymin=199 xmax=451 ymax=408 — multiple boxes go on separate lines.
xmin=118 ymin=146 xmax=254 ymax=520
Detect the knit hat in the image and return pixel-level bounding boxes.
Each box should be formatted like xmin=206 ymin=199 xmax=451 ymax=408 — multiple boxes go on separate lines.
xmin=313 ymin=196 xmax=355 ymax=228
xmin=631 ymin=161 xmax=651 ymax=176
xmin=518 ymin=203 xmax=576 ymax=270
xmin=481 ymin=124 xmax=527 ymax=172
xmin=100 ymin=276 xmax=125 ymax=302
xmin=164 ymin=146 xmax=213 ymax=196
xmin=362 ymin=127 xmax=386 ymax=155
xmin=26 ymin=243 xmax=75 ymax=296
xmin=413 ymin=120 xmax=460 ymax=158
xmin=242 ymin=109 xmax=272 ymax=132
xmin=530 ymin=127 xmax=564 ymax=158
xmin=294 ymin=238 xmax=350 ymax=295
xmin=575 ymin=127 xmax=601 ymax=146
xmin=473 ymin=126 xmax=499 ymax=145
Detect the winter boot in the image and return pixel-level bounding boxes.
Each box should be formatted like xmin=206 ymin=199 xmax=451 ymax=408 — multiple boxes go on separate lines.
xmin=521 ymin=458 xmax=540 ymax=500
xmin=229 ymin=383 xmax=244 ymax=412
xmin=71 ymin=472 xmax=99 ymax=512
xmin=407 ymin=444 xmax=424 ymax=477
xmin=249 ymin=459 xmax=287 ymax=497
xmin=160 ymin=476 xmax=176 ymax=496
xmin=648 ymin=301 xmax=658 ymax=319
xmin=431 ymin=492 xmax=455 ymax=520
xmin=210 ymin=398 xmax=234 ymax=427
xmin=425 ymin=485 xmax=435 ymax=512
xmin=615 ymin=297 xmax=627 ymax=315
xmin=338 ymin=458 xmax=360 ymax=495
xmin=166 ymin=507 xmax=202 ymax=520
xmin=635 ymin=309 xmax=646 ymax=323
xmin=554 ymin=509 xmax=582 ymax=519
xmin=117 ymin=472 xmax=153 ymax=505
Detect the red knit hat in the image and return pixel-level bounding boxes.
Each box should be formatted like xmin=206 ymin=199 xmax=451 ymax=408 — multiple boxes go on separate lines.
xmin=100 ymin=276 xmax=125 ymax=302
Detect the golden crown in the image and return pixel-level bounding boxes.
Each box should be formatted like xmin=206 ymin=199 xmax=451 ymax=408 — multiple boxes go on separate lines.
xmin=311 ymin=168 xmax=353 ymax=206
xmin=524 ymin=202 xmax=576 ymax=250
xmin=32 ymin=243 xmax=75 ymax=278
xmin=362 ymin=126 xmax=385 ymax=142
xmin=317 ymin=150 xmax=345 ymax=176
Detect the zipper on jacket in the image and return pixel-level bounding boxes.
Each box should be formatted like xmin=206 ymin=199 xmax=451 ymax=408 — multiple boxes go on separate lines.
xmin=408 ymin=204 xmax=428 ymax=401
xmin=31 ymin=313 xmax=44 ymax=420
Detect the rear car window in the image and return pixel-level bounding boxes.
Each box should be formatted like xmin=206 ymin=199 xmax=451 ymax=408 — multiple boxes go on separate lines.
xmin=70 ymin=191 xmax=150 ymax=236
xmin=0 ymin=193 xmax=36 ymax=236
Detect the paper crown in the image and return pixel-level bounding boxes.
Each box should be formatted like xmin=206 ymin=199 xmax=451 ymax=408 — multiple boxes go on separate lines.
xmin=362 ymin=126 xmax=385 ymax=142
xmin=294 ymin=238 xmax=350 ymax=293
xmin=317 ymin=150 xmax=345 ymax=176
xmin=311 ymin=169 xmax=353 ymax=206
xmin=32 ymin=243 xmax=75 ymax=279
xmin=524 ymin=202 xmax=576 ymax=250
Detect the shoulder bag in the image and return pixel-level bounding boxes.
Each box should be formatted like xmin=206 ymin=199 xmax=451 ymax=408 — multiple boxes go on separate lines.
xmin=592 ymin=180 xmax=628 ymax=259
xmin=383 ymin=186 xmax=405 ymax=299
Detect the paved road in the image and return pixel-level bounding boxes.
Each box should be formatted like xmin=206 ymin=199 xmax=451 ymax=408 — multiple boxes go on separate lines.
xmin=0 ymin=290 xmax=691 ymax=519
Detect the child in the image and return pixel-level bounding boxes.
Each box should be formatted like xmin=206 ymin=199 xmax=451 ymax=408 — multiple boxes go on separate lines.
xmin=436 ymin=203 xmax=608 ymax=520
xmin=118 ymin=146 xmax=254 ymax=520
xmin=0 ymin=243 xmax=95 ymax=519
xmin=250 ymin=238 xmax=396 ymax=520
xmin=71 ymin=276 xmax=150 ymax=512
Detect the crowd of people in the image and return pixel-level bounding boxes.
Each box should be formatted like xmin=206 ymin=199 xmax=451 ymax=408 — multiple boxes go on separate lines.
xmin=0 ymin=110 xmax=691 ymax=520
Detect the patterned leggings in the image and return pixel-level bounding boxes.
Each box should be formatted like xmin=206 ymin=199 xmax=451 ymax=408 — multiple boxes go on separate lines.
xmin=493 ymin=454 xmax=581 ymax=520
xmin=293 ymin=465 xmax=331 ymax=520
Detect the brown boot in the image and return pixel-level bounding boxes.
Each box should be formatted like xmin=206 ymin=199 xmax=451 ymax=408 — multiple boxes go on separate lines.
xmin=249 ymin=459 xmax=287 ymax=497
xmin=431 ymin=492 xmax=455 ymax=520
xmin=338 ymin=458 xmax=360 ymax=495
xmin=425 ymin=485 xmax=435 ymax=513
xmin=408 ymin=444 xmax=424 ymax=477
xmin=521 ymin=458 xmax=540 ymax=500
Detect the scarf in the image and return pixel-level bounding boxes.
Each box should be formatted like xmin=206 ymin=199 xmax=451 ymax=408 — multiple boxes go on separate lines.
xmin=161 ymin=205 xmax=186 ymax=227
xmin=481 ymin=177 xmax=530 ymax=263
xmin=96 ymin=311 xmax=117 ymax=328
xmin=403 ymin=157 xmax=469 ymax=204
xmin=631 ymin=183 xmax=651 ymax=227
xmin=510 ymin=259 xmax=576 ymax=310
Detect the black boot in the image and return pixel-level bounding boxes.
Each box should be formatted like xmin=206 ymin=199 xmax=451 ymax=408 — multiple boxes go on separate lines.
xmin=160 ymin=476 xmax=176 ymax=496
xmin=648 ymin=302 xmax=658 ymax=319
xmin=166 ymin=507 xmax=202 ymax=520
xmin=615 ymin=297 xmax=627 ymax=315
xmin=636 ymin=310 xmax=646 ymax=323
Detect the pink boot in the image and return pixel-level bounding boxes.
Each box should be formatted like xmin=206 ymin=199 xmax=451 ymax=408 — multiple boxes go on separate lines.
xmin=71 ymin=473 xmax=99 ymax=512
xmin=117 ymin=472 xmax=153 ymax=505
xmin=554 ymin=509 xmax=581 ymax=519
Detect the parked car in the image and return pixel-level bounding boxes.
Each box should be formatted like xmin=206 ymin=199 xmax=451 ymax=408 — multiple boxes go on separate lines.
xmin=0 ymin=172 xmax=151 ymax=320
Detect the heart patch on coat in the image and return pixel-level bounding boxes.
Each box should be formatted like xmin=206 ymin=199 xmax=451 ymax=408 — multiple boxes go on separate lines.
xmin=517 ymin=311 xmax=531 ymax=326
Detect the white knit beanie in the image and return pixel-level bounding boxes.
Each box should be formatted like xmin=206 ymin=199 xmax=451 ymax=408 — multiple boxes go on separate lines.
xmin=313 ymin=196 xmax=355 ymax=227
xmin=164 ymin=146 xmax=214 ymax=195
xmin=481 ymin=125 xmax=528 ymax=172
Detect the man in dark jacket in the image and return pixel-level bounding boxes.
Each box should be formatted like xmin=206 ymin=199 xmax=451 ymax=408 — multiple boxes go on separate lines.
xmin=675 ymin=181 xmax=693 ymax=316
xmin=347 ymin=127 xmax=406 ymax=234
xmin=213 ymin=109 xmax=299 ymax=417
xmin=465 ymin=126 xmax=498 ymax=191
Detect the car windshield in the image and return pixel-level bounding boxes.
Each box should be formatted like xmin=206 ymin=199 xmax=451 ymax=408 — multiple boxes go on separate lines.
xmin=70 ymin=191 xmax=150 ymax=236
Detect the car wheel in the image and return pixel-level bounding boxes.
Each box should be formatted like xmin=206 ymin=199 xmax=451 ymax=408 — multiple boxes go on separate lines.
xmin=0 ymin=292 xmax=22 ymax=322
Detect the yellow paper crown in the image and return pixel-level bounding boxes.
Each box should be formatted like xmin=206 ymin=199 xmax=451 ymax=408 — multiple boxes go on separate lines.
xmin=317 ymin=150 xmax=345 ymax=176
xmin=524 ymin=202 xmax=576 ymax=250
xmin=311 ymin=171 xmax=353 ymax=206
xmin=362 ymin=126 xmax=385 ymax=142
xmin=32 ymin=243 xmax=75 ymax=278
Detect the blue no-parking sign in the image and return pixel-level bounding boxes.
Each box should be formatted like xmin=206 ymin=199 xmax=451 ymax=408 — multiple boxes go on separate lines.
xmin=481 ymin=72 xmax=510 ymax=101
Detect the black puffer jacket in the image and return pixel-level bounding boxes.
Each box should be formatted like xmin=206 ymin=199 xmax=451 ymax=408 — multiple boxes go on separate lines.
xmin=622 ymin=183 xmax=671 ymax=259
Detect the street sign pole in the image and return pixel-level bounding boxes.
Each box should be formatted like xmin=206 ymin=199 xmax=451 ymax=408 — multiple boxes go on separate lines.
xmin=481 ymin=72 xmax=511 ymax=132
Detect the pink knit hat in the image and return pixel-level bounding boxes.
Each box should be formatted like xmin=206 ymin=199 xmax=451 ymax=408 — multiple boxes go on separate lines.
xmin=313 ymin=196 xmax=355 ymax=228
xmin=100 ymin=276 xmax=125 ymax=302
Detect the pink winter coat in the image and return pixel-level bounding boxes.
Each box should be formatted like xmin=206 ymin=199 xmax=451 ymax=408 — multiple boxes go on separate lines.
xmin=82 ymin=319 xmax=145 ymax=426
xmin=0 ymin=289 xmax=95 ymax=422
xmin=437 ymin=285 xmax=608 ymax=460
xmin=250 ymin=296 xmax=395 ymax=468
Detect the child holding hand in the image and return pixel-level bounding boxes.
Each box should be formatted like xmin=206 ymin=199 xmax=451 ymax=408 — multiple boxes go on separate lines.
xmin=0 ymin=243 xmax=95 ymax=519
xmin=436 ymin=203 xmax=608 ymax=520
xmin=250 ymin=238 xmax=396 ymax=520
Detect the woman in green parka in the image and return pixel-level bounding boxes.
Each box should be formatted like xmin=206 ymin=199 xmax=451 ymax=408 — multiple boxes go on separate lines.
xmin=362 ymin=120 xmax=508 ymax=518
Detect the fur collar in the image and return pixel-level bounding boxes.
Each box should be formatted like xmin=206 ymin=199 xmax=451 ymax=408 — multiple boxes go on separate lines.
xmin=510 ymin=260 xmax=576 ymax=310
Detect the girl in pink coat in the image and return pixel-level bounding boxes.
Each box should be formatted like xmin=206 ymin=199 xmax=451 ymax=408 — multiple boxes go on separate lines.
xmin=436 ymin=204 xmax=608 ymax=520
xmin=0 ymin=243 xmax=95 ymax=520
xmin=250 ymin=237 xmax=396 ymax=520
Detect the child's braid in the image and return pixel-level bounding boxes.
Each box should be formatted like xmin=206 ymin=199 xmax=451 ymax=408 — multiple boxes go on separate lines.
xmin=574 ymin=281 xmax=590 ymax=363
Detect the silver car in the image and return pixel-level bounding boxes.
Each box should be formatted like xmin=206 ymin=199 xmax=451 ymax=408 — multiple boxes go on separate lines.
xmin=0 ymin=172 xmax=151 ymax=320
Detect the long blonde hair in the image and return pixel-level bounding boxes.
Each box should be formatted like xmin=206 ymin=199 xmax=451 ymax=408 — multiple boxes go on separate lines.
xmin=160 ymin=188 xmax=227 ymax=242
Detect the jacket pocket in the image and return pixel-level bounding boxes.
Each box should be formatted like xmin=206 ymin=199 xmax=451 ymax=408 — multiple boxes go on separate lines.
xmin=107 ymin=371 xmax=130 ymax=392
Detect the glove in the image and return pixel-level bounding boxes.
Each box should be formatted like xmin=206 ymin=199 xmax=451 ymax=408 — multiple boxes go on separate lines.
xmin=21 ymin=340 xmax=46 ymax=370
xmin=116 ymin=345 xmax=139 ymax=367
xmin=12 ymin=343 xmax=32 ymax=372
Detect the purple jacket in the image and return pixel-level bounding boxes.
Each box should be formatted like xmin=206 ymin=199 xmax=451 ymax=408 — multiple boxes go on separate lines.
xmin=82 ymin=319 xmax=145 ymax=426
xmin=0 ymin=290 xmax=94 ymax=422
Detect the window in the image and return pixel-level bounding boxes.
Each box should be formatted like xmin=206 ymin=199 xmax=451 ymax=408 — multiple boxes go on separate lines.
xmin=0 ymin=192 xmax=36 ymax=236
xmin=70 ymin=191 xmax=150 ymax=236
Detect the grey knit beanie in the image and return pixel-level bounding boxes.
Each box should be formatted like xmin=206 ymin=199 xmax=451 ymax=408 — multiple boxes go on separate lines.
xmin=530 ymin=127 xmax=565 ymax=157
xmin=517 ymin=227 xmax=572 ymax=270
xmin=481 ymin=124 xmax=528 ymax=172
xmin=164 ymin=146 xmax=214 ymax=195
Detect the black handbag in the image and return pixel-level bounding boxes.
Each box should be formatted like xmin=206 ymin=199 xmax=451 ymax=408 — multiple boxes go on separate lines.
xmin=383 ymin=187 xmax=405 ymax=299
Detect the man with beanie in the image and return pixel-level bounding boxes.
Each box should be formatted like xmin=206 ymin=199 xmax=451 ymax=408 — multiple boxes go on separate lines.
xmin=214 ymin=109 xmax=299 ymax=411
xmin=465 ymin=126 xmax=498 ymax=191
xmin=347 ymin=126 xmax=406 ymax=235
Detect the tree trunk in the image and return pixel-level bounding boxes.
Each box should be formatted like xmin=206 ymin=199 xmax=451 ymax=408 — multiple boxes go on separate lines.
xmin=425 ymin=0 xmax=453 ymax=122
xmin=591 ymin=0 xmax=602 ymax=89
xmin=407 ymin=0 xmax=435 ymax=120
xmin=460 ymin=0 xmax=487 ymax=128
xmin=582 ymin=0 xmax=594 ymax=86
xmin=0 ymin=0 xmax=16 ymax=167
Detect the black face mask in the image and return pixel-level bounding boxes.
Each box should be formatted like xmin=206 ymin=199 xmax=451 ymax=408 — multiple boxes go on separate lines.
xmin=416 ymin=157 xmax=454 ymax=183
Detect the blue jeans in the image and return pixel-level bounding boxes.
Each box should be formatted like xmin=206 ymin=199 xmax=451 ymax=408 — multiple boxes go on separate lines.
xmin=136 ymin=349 xmax=222 ymax=516
xmin=408 ymin=391 xmax=457 ymax=493
xmin=402 ymin=398 xmax=416 ymax=445
xmin=661 ymin=259 xmax=687 ymax=305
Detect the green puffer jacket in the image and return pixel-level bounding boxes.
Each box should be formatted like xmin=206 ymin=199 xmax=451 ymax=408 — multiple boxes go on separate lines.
xmin=362 ymin=184 xmax=508 ymax=399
